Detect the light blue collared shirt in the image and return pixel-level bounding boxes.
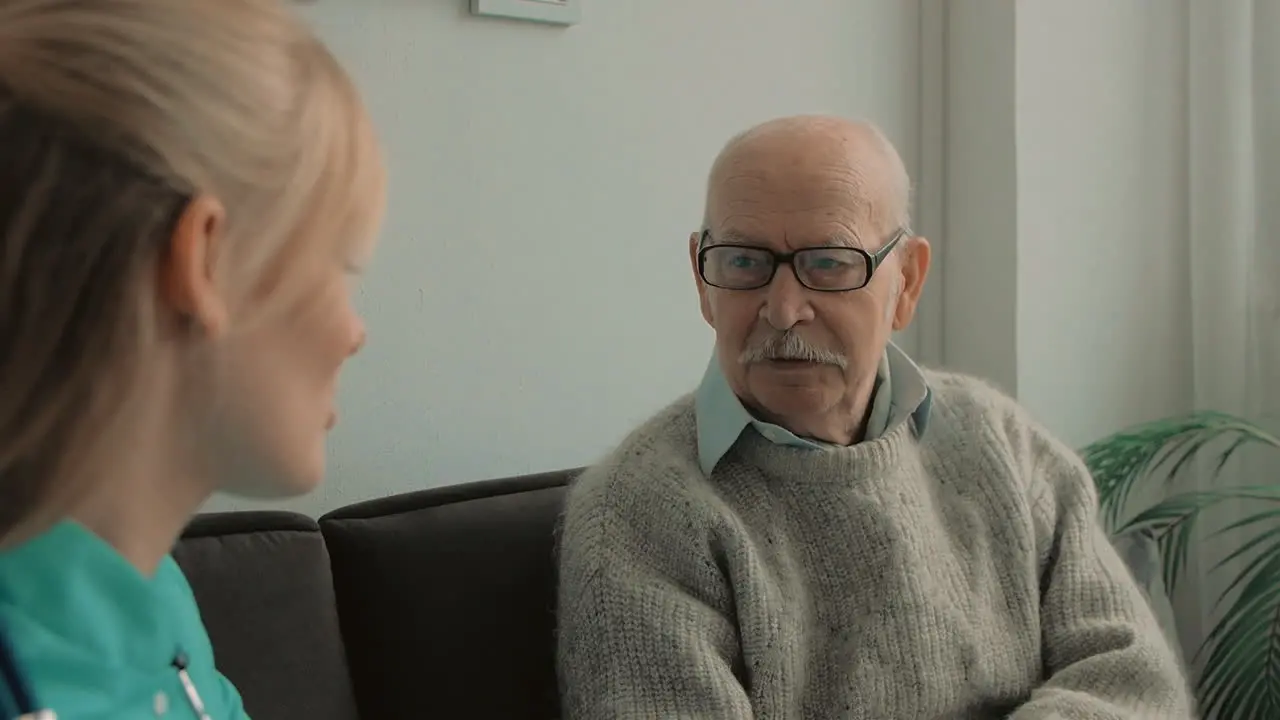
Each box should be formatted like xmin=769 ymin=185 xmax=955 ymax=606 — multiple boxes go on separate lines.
xmin=694 ymin=341 xmax=933 ymax=475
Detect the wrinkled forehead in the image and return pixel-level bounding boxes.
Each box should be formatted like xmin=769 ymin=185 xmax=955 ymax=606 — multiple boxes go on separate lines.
xmin=706 ymin=151 xmax=889 ymax=249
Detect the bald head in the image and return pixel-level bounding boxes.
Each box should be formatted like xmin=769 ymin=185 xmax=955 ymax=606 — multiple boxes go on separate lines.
xmin=702 ymin=115 xmax=911 ymax=236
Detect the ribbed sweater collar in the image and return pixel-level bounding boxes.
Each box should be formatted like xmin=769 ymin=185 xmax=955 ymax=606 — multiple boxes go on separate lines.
xmin=735 ymin=413 xmax=921 ymax=484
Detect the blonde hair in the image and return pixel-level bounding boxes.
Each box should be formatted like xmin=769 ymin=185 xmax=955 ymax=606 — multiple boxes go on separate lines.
xmin=0 ymin=0 xmax=385 ymax=540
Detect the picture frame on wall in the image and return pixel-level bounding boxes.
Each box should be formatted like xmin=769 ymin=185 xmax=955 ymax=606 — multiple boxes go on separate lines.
xmin=470 ymin=0 xmax=581 ymax=26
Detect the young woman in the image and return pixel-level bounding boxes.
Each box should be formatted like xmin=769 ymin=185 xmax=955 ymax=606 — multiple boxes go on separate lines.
xmin=0 ymin=0 xmax=386 ymax=717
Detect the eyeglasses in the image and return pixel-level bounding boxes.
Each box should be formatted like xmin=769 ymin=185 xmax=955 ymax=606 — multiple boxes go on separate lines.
xmin=697 ymin=228 xmax=907 ymax=292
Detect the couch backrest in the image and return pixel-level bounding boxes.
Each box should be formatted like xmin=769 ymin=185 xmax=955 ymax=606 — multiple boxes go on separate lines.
xmin=319 ymin=469 xmax=576 ymax=720
xmin=175 ymin=471 xmax=1186 ymax=720
xmin=174 ymin=511 xmax=359 ymax=720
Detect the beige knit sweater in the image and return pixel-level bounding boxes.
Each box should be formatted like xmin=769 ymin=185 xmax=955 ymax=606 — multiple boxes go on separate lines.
xmin=556 ymin=371 xmax=1194 ymax=719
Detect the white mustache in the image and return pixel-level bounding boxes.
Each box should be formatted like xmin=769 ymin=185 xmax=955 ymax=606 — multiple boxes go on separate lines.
xmin=738 ymin=331 xmax=848 ymax=369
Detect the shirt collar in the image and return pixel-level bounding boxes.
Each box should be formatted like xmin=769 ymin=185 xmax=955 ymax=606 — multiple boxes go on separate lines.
xmin=694 ymin=341 xmax=932 ymax=475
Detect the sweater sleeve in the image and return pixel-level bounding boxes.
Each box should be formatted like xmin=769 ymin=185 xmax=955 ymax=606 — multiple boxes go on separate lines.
xmin=556 ymin=463 xmax=753 ymax=719
xmin=1009 ymin=426 xmax=1196 ymax=719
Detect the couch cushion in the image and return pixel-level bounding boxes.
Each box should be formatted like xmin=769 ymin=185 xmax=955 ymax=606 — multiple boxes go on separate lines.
xmin=174 ymin=511 xmax=359 ymax=720
xmin=320 ymin=469 xmax=576 ymax=720
xmin=1111 ymin=529 xmax=1185 ymax=664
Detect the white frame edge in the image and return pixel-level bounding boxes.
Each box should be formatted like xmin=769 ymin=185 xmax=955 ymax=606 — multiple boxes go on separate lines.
xmin=470 ymin=0 xmax=581 ymax=26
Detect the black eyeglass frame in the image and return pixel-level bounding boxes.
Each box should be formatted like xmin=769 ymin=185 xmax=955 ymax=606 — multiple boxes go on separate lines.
xmin=696 ymin=227 xmax=908 ymax=292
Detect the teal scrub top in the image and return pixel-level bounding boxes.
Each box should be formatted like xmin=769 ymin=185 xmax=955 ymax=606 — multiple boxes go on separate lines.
xmin=0 ymin=521 xmax=249 ymax=719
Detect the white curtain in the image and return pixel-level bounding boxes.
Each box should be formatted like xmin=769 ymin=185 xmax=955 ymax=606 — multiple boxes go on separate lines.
xmin=1181 ymin=0 xmax=1280 ymax=674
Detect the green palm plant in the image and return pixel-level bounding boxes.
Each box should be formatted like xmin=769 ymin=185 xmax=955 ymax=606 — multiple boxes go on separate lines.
xmin=1080 ymin=410 xmax=1280 ymax=719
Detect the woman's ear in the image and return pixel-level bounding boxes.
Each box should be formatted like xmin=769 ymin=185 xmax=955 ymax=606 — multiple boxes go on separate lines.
xmin=159 ymin=194 xmax=229 ymax=338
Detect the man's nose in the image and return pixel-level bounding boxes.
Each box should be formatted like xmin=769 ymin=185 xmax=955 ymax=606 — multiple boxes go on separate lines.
xmin=761 ymin=264 xmax=816 ymax=330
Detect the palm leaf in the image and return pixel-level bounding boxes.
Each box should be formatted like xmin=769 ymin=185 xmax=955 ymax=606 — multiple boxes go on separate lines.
xmin=1116 ymin=488 xmax=1280 ymax=598
xmin=1196 ymin=547 xmax=1280 ymax=718
xmin=1115 ymin=490 xmax=1280 ymax=718
xmin=1080 ymin=411 xmax=1280 ymax=531
xmin=1081 ymin=411 xmax=1280 ymax=719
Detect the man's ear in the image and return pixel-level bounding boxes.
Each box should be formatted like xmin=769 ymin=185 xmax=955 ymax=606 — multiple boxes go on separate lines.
xmin=159 ymin=194 xmax=229 ymax=339
xmin=690 ymin=231 xmax=715 ymax=326
xmin=891 ymin=235 xmax=931 ymax=331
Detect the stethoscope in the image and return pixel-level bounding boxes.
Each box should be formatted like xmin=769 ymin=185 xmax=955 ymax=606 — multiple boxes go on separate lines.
xmin=171 ymin=651 xmax=212 ymax=720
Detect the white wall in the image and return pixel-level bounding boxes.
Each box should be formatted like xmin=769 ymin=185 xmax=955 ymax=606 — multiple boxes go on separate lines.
xmin=938 ymin=0 xmax=1018 ymax=396
xmin=207 ymin=0 xmax=924 ymax=515
xmin=1013 ymin=0 xmax=1192 ymax=447
xmin=938 ymin=1 xmax=1193 ymax=448
xmin=210 ymin=1 xmax=1199 ymax=517
xmin=938 ymin=0 xmax=1201 ymax=656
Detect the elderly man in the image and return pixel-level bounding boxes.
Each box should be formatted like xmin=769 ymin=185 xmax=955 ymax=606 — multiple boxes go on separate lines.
xmin=555 ymin=115 xmax=1193 ymax=719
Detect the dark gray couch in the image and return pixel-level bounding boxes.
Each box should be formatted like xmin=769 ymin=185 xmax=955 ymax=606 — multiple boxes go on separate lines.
xmin=173 ymin=468 xmax=577 ymax=720
xmin=173 ymin=466 xmax=1181 ymax=720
